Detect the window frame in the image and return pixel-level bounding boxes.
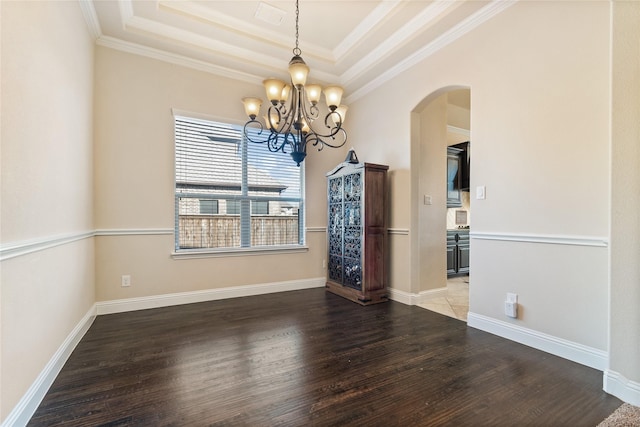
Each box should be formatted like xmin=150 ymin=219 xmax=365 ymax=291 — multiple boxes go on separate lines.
xmin=171 ymin=110 xmax=308 ymax=258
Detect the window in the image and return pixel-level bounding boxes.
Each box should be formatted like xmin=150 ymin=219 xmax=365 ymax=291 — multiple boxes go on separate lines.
xmin=174 ymin=115 xmax=304 ymax=251
xmin=252 ymin=200 xmax=269 ymax=215
xmin=226 ymin=200 xmax=269 ymax=215
xmin=226 ymin=200 xmax=240 ymax=216
xmin=199 ymin=199 xmax=218 ymax=215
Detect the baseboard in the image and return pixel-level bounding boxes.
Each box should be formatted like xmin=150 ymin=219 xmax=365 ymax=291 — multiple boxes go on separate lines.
xmin=96 ymin=277 xmax=326 ymax=315
xmin=388 ymin=287 xmax=447 ymax=306
xmin=467 ymin=312 xmax=608 ymax=370
xmin=2 ymin=305 xmax=97 ymax=427
xmin=604 ymin=370 xmax=640 ymax=406
xmin=387 ymin=288 xmax=418 ymax=305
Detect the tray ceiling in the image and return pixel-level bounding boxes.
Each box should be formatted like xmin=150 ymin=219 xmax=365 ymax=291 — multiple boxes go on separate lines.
xmin=82 ymin=0 xmax=515 ymax=102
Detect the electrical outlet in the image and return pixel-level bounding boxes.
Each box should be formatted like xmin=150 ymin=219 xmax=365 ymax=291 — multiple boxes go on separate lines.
xmin=505 ymin=293 xmax=518 ymax=318
xmin=121 ymin=275 xmax=131 ymax=287
xmin=505 ymin=301 xmax=518 ymax=318
xmin=322 ymin=259 xmax=326 ymax=269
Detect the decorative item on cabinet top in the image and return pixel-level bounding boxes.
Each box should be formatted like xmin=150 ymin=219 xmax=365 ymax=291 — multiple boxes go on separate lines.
xmin=325 ymin=150 xmax=389 ymax=305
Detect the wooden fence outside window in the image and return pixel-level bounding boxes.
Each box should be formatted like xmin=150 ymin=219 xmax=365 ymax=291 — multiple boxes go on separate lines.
xmin=178 ymin=215 xmax=299 ymax=248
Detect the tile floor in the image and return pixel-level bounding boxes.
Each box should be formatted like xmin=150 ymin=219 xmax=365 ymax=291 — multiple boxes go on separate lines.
xmin=418 ymin=275 xmax=469 ymax=321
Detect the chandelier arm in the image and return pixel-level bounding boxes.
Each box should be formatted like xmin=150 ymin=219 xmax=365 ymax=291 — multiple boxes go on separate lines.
xmin=307 ymin=127 xmax=347 ymax=150
xmin=266 ymin=131 xmax=291 ymax=154
xmin=270 ymin=93 xmax=297 ymax=135
xmin=265 ymin=104 xmax=282 ymax=132
xmin=243 ymin=119 xmax=265 ymax=143
xmin=303 ymin=110 xmax=345 ymax=140
xmin=244 ymin=117 xmax=293 ymax=154
xmin=325 ymin=110 xmax=343 ymax=129
xmin=297 ymin=87 xmax=319 ymax=122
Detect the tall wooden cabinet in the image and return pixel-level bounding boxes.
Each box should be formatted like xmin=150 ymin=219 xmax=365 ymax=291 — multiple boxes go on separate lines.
xmin=326 ymin=160 xmax=389 ymax=305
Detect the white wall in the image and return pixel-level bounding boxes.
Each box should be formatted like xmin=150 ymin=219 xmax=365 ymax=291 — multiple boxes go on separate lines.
xmin=0 ymin=1 xmax=95 ymax=421
xmin=348 ymin=1 xmax=611 ymax=355
xmin=607 ymin=0 xmax=640 ymax=405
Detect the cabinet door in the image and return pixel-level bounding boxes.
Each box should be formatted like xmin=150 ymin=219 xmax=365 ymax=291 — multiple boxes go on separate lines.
xmin=446 ymin=244 xmax=456 ymax=276
xmin=457 ymin=244 xmax=470 ymax=274
xmin=327 ymin=177 xmax=344 ymax=284
xmin=342 ymin=172 xmax=363 ymax=290
xmin=447 ymin=148 xmax=462 ymax=208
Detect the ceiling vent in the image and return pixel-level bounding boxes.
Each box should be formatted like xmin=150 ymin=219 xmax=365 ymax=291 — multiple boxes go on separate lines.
xmin=255 ymin=2 xmax=287 ymax=26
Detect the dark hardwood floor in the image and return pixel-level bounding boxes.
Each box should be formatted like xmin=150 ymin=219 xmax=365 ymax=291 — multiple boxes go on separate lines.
xmin=29 ymin=288 xmax=621 ymax=426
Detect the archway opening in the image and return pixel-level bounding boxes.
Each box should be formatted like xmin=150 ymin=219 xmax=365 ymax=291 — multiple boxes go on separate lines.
xmin=410 ymin=87 xmax=471 ymax=321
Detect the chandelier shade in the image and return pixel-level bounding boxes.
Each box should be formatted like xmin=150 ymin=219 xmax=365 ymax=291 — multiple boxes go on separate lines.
xmin=241 ymin=0 xmax=348 ymax=166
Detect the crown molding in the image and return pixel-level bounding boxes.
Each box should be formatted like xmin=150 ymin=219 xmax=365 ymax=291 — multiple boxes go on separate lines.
xmin=84 ymin=0 xmax=516 ymax=103
xmin=332 ymin=0 xmax=403 ymax=60
xmin=158 ymin=0 xmax=334 ymax=61
xmin=123 ymin=15 xmax=285 ymax=71
xmin=341 ymin=0 xmax=460 ymax=85
xmin=96 ymin=36 xmax=262 ymax=85
xmin=78 ymin=0 xmax=101 ymax=40
xmin=347 ymin=0 xmax=518 ymax=103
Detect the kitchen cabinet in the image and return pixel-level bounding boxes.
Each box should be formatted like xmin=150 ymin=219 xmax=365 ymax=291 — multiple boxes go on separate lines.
xmin=326 ymin=160 xmax=389 ymax=305
xmin=451 ymin=141 xmax=470 ymax=191
xmin=447 ymin=229 xmax=469 ymax=277
xmin=447 ymin=146 xmax=463 ymax=208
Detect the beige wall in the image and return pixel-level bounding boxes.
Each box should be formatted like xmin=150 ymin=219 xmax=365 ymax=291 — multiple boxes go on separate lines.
xmin=348 ymin=1 xmax=611 ymax=349
xmin=0 ymin=1 xmax=95 ymax=421
xmin=610 ymin=0 xmax=640 ymax=386
xmin=93 ymin=46 xmax=345 ymax=301
xmin=416 ymin=95 xmax=448 ymax=292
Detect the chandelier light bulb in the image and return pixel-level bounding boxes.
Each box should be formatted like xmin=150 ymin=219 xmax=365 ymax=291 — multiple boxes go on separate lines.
xmin=280 ymin=85 xmax=291 ymax=104
xmin=288 ymin=56 xmax=310 ymax=87
xmin=265 ymin=113 xmax=278 ymax=130
xmin=305 ymin=84 xmax=322 ymax=105
xmin=301 ymin=119 xmax=310 ymax=134
xmin=263 ymin=78 xmax=286 ymax=104
xmin=335 ymin=105 xmax=348 ymax=124
xmin=323 ymin=86 xmax=344 ymax=109
xmin=242 ymin=97 xmax=263 ymax=119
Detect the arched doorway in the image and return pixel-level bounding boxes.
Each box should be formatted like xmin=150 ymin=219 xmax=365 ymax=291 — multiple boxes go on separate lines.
xmin=410 ymin=87 xmax=471 ymax=321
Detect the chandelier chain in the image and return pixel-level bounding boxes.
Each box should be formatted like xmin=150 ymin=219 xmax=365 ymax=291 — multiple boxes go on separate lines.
xmin=293 ymin=0 xmax=301 ymax=56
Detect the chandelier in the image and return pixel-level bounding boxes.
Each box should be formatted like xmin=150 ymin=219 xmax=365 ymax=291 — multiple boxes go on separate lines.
xmin=241 ymin=0 xmax=348 ymax=166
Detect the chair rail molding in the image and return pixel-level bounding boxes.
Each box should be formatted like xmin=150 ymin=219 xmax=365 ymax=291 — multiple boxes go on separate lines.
xmin=0 ymin=231 xmax=95 ymax=261
xmin=470 ymin=231 xmax=608 ymax=247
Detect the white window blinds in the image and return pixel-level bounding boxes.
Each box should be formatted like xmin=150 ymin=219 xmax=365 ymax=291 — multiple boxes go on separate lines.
xmin=174 ymin=115 xmax=304 ymax=250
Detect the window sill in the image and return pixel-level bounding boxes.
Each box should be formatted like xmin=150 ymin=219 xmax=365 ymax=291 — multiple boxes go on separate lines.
xmin=171 ymin=245 xmax=309 ymax=260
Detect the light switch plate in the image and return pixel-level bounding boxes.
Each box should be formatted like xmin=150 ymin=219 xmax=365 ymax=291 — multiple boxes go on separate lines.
xmin=476 ymin=185 xmax=486 ymax=200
